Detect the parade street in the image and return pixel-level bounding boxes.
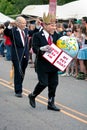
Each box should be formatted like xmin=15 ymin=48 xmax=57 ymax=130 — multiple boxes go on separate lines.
xmin=0 ymin=57 xmax=87 ymax=130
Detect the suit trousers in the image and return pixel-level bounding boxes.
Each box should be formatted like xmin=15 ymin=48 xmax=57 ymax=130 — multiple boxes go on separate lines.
xmin=33 ymin=70 xmax=58 ymax=98
xmin=12 ymin=57 xmax=28 ymax=94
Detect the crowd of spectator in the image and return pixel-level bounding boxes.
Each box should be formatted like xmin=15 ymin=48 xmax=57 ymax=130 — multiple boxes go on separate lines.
xmin=57 ymin=17 xmax=87 ymax=81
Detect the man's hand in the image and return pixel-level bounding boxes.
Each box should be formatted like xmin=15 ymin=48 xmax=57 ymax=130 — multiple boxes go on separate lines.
xmin=40 ymin=45 xmax=52 ymax=53
xmin=4 ymin=21 xmax=10 ymax=27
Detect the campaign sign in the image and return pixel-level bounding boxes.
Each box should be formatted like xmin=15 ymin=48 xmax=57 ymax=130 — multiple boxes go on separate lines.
xmin=43 ymin=43 xmax=73 ymax=71
xmin=43 ymin=43 xmax=62 ymax=63
xmin=54 ymin=52 xmax=73 ymax=71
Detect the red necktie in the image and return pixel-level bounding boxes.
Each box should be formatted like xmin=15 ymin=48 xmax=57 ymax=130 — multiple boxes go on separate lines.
xmin=21 ymin=31 xmax=25 ymax=41
xmin=48 ymin=35 xmax=52 ymax=45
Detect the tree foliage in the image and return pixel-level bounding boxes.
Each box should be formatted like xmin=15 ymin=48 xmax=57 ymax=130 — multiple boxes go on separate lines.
xmin=0 ymin=0 xmax=76 ymax=15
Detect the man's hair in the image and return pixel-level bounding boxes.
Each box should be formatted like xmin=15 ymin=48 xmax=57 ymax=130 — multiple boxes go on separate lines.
xmin=0 ymin=24 xmax=4 ymax=29
xmin=82 ymin=17 xmax=87 ymax=23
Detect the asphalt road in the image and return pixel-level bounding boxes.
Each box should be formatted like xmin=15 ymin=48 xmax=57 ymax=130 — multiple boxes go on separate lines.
xmin=0 ymin=56 xmax=87 ymax=130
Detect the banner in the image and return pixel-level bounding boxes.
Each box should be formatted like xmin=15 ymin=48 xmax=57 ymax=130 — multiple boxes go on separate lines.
xmin=49 ymin=0 xmax=57 ymax=16
xmin=43 ymin=43 xmax=73 ymax=71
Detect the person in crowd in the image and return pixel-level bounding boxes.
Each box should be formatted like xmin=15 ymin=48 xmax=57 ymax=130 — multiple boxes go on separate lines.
xmin=0 ymin=24 xmax=5 ymax=57
xmin=4 ymin=35 xmax=12 ymax=61
xmin=28 ymin=20 xmax=36 ymax=64
xmin=68 ymin=18 xmax=77 ymax=30
xmin=28 ymin=19 xmax=42 ymax=67
xmin=61 ymin=28 xmax=74 ymax=77
xmin=76 ymin=25 xmax=87 ymax=80
xmin=4 ymin=16 xmax=29 ymax=97
xmin=56 ymin=22 xmax=63 ymax=35
xmin=71 ymin=24 xmax=84 ymax=77
xmin=81 ymin=17 xmax=87 ymax=31
xmin=28 ymin=13 xmax=61 ymax=111
xmin=60 ymin=22 xmax=68 ymax=36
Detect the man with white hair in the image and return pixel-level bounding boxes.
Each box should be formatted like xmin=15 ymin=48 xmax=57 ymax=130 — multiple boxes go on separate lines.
xmin=4 ymin=16 xmax=29 ymax=97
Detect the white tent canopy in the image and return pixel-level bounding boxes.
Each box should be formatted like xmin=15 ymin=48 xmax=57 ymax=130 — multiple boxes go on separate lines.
xmin=0 ymin=12 xmax=14 ymax=24
xmin=58 ymin=0 xmax=87 ymax=19
xmin=21 ymin=0 xmax=87 ymax=20
xmin=21 ymin=5 xmax=49 ymax=18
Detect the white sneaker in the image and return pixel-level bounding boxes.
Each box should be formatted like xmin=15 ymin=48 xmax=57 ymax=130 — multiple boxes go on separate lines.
xmin=70 ymin=73 xmax=74 ymax=76
xmin=61 ymin=73 xmax=70 ymax=77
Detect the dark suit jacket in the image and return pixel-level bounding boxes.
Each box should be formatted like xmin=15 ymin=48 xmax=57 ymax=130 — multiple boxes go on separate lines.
xmin=4 ymin=27 xmax=29 ymax=61
xmin=32 ymin=30 xmax=61 ymax=72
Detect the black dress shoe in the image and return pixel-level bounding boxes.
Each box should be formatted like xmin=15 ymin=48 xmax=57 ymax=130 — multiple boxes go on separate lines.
xmin=47 ymin=104 xmax=60 ymax=111
xmin=28 ymin=93 xmax=36 ymax=108
xmin=15 ymin=93 xmax=22 ymax=98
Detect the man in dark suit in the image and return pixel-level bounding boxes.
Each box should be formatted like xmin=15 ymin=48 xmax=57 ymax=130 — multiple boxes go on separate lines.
xmin=28 ymin=13 xmax=61 ymax=111
xmin=4 ymin=16 xmax=29 ymax=97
